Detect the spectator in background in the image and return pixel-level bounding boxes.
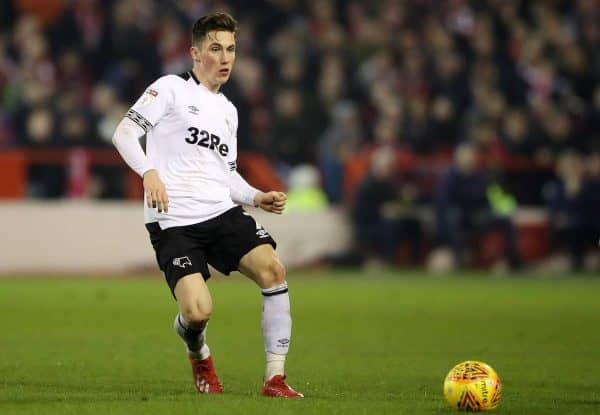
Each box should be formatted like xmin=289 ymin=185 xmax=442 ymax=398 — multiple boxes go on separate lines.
xmin=228 ymin=56 xmax=271 ymax=152
xmin=435 ymin=143 xmax=520 ymax=269
xmin=22 ymin=107 xmax=65 ymax=197
xmin=547 ymin=151 xmax=600 ymax=271
xmin=429 ymin=95 xmax=460 ymax=153
xmin=106 ymin=0 xmax=159 ymax=100
xmin=318 ymin=52 xmax=347 ymax=111
xmin=500 ymin=110 xmax=536 ymax=157
xmin=430 ymin=50 xmax=469 ymax=115
xmin=583 ymin=86 xmax=600 ymax=152
xmin=285 ymin=165 xmax=328 ymax=213
xmin=351 ymin=147 xmax=422 ymax=266
xmin=318 ymin=100 xmax=363 ymax=205
xmin=403 ymin=96 xmax=432 ymax=154
xmin=23 ymin=106 xmax=55 ymax=147
xmin=90 ymin=83 xmax=126 ymax=144
xmin=59 ymin=111 xmax=92 ymax=147
xmin=585 ymin=152 xmax=600 ymax=228
xmin=269 ymin=87 xmax=317 ymax=180
xmin=539 ymin=111 xmax=579 ymax=157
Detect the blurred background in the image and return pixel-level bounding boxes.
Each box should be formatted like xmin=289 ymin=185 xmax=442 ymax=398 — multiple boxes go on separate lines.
xmin=0 ymin=0 xmax=598 ymax=274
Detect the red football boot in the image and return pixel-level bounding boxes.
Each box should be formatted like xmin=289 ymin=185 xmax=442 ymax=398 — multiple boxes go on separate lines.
xmin=262 ymin=375 xmax=304 ymax=398
xmin=188 ymin=356 xmax=223 ymax=394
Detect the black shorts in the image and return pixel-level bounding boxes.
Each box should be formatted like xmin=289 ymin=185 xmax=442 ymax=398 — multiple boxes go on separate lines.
xmin=146 ymin=206 xmax=276 ymax=295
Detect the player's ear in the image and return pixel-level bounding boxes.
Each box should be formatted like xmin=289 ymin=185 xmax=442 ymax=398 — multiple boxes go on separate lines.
xmin=190 ymin=45 xmax=201 ymax=63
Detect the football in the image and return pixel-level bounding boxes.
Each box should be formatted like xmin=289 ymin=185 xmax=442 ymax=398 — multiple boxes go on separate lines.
xmin=443 ymin=361 xmax=502 ymax=411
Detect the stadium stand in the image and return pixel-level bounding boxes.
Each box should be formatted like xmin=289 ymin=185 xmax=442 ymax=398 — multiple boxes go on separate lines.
xmin=0 ymin=0 xmax=598 ymax=270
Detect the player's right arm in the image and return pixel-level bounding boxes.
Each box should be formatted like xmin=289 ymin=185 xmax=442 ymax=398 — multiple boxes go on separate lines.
xmin=112 ymin=118 xmax=169 ymax=212
xmin=112 ymin=76 xmax=175 ymax=213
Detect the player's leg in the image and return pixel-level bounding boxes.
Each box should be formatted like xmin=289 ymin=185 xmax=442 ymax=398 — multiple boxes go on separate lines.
xmin=173 ymin=273 xmax=223 ymax=394
xmin=239 ymin=244 xmax=303 ymax=398
xmin=173 ymin=274 xmax=213 ymax=360
xmin=147 ymin=222 xmax=222 ymax=394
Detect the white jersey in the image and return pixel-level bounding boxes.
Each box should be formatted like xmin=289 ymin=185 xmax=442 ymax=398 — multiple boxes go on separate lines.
xmin=126 ymin=72 xmax=241 ymax=229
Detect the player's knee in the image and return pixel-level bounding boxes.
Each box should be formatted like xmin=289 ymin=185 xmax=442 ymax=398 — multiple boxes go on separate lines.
xmin=180 ymin=304 xmax=212 ymax=327
xmin=258 ymin=257 xmax=286 ymax=288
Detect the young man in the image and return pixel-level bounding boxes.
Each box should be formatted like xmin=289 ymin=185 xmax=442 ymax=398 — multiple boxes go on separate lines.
xmin=111 ymin=12 xmax=303 ymax=398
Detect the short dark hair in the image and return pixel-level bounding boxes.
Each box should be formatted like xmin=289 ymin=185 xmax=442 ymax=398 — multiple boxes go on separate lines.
xmin=192 ymin=12 xmax=238 ymax=46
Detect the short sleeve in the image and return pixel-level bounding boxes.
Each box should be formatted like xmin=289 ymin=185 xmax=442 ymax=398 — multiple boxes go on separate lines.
xmin=125 ymin=76 xmax=175 ymax=133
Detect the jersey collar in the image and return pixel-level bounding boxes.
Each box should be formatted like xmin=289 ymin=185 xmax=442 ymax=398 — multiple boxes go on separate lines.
xmin=189 ymin=70 xmax=201 ymax=85
xmin=188 ymin=70 xmax=222 ymax=96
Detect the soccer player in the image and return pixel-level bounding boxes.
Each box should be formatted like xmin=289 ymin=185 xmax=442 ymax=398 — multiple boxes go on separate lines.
xmin=111 ymin=12 xmax=303 ymax=398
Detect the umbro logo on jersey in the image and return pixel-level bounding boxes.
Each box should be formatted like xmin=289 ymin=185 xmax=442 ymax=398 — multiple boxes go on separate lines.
xmin=173 ymin=256 xmax=192 ymax=268
xmin=188 ymin=106 xmax=199 ymax=115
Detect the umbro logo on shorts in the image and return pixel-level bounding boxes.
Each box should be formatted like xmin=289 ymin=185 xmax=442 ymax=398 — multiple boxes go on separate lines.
xmin=173 ymin=256 xmax=192 ymax=268
xmin=255 ymin=222 xmax=270 ymax=238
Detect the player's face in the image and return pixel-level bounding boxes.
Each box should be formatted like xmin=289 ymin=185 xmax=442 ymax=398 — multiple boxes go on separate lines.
xmin=191 ymin=30 xmax=236 ymax=88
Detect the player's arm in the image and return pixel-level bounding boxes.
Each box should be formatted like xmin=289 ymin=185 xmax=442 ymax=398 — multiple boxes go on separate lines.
xmin=228 ymin=106 xmax=286 ymax=213
xmin=112 ymin=119 xmax=169 ymax=213
xmin=112 ymin=76 xmax=174 ymax=213
xmin=229 ymin=171 xmax=287 ymax=214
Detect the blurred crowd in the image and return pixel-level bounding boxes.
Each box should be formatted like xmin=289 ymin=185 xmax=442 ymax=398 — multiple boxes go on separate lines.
xmin=0 ymin=0 xmax=599 ymax=269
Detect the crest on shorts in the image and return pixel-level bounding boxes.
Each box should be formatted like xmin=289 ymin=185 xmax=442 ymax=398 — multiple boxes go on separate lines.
xmin=173 ymin=256 xmax=192 ymax=268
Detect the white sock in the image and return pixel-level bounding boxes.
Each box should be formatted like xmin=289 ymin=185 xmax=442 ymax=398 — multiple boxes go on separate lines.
xmin=261 ymin=283 xmax=291 ymax=380
xmin=266 ymin=352 xmax=286 ymax=381
xmin=191 ymin=344 xmax=211 ymax=361
xmin=173 ymin=313 xmax=210 ymax=360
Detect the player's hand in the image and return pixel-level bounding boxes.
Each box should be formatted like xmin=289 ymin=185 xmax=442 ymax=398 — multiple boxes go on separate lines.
xmin=143 ymin=169 xmax=169 ymax=213
xmin=255 ymin=191 xmax=287 ymax=214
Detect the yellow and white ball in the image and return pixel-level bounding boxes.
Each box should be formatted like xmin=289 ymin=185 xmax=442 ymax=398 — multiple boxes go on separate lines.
xmin=443 ymin=361 xmax=502 ymax=411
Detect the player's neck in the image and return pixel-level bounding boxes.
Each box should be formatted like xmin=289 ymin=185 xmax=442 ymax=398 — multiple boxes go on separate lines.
xmin=191 ymin=67 xmax=221 ymax=94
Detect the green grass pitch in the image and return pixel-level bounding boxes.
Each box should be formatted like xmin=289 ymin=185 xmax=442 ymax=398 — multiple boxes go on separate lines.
xmin=1 ymin=270 xmax=599 ymax=414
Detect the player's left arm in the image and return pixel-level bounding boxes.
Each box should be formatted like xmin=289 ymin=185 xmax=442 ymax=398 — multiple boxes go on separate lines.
xmin=229 ymin=171 xmax=287 ymax=214
xmin=255 ymin=189 xmax=287 ymax=215
xmin=227 ymin=107 xmax=286 ymax=214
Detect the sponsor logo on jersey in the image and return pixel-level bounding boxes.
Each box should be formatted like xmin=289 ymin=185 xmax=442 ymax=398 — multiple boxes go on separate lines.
xmin=147 ymin=89 xmax=159 ymax=97
xmin=228 ymin=161 xmax=236 ymax=171
xmin=185 ymin=127 xmax=229 ymax=157
xmin=188 ymin=105 xmax=199 ymax=115
xmin=173 ymin=256 xmax=192 ymax=268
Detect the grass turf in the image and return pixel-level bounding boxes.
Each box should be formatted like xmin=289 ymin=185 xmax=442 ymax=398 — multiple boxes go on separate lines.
xmin=1 ymin=270 xmax=599 ymax=414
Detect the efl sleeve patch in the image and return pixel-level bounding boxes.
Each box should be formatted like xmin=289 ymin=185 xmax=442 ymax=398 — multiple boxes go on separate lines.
xmin=128 ymin=75 xmax=174 ymax=128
